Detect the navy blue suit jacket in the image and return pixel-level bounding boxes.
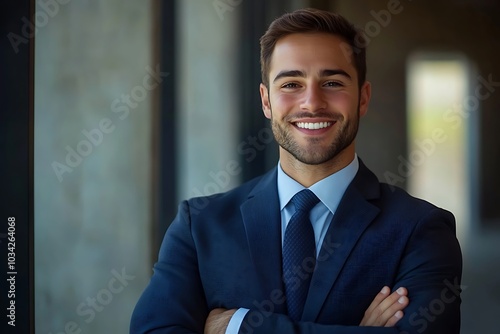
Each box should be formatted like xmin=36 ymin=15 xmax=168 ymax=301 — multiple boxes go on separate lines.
xmin=131 ymin=159 xmax=462 ymax=333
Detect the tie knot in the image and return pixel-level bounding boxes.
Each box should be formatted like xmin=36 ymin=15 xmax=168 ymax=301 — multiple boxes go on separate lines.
xmin=291 ymin=189 xmax=319 ymax=213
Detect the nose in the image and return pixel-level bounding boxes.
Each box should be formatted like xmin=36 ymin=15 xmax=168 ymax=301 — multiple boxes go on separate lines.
xmin=300 ymin=85 xmax=327 ymax=112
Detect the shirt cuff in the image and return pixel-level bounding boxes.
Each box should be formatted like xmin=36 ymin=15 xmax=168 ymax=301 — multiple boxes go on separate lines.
xmin=225 ymin=308 xmax=250 ymax=334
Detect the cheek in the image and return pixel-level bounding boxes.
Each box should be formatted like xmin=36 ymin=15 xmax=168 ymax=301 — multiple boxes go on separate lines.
xmin=266 ymin=95 xmax=294 ymax=119
xmin=273 ymin=93 xmax=299 ymax=111
xmin=326 ymin=91 xmax=357 ymax=113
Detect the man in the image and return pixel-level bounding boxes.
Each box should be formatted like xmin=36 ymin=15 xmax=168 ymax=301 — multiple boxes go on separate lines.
xmin=131 ymin=8 xmax=462 ymax=334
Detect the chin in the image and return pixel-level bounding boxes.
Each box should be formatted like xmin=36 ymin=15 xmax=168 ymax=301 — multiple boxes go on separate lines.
xmin=290 ymin=142 xmax=354 ymax=166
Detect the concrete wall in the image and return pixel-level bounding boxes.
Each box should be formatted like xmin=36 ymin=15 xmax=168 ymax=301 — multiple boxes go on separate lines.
xmin=34 ymin=0 xmax=154 ymax=333
xmin=176 ymin=0 xmax=242 ymax=201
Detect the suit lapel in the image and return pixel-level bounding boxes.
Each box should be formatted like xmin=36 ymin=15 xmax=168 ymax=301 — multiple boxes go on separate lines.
xmin=240 ymin=169 xmax=287 ymax=313
xmin=302 ymin=160 xmax=381 ymax=321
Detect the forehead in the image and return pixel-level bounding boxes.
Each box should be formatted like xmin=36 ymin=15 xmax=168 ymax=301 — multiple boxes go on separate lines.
xmin=269 ymin=33 xmax=356 ymax=79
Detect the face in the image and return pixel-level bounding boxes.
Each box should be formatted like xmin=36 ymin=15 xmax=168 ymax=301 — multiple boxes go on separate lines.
xmin=260 ymin=33 xmax=371 ymax=166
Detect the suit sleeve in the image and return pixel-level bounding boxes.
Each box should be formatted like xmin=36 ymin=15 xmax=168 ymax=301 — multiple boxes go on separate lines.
xmin=239 ymin=208 xmax=462 ymax=334
xmin=130 ymin=201 xmax=208 ymax=334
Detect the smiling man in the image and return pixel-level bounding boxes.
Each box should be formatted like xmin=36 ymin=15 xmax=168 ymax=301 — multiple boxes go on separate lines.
xmin=131 ymin=8 xmax=462 ymax=334
xmin=261 ymin=32 xmax=368 ymax=187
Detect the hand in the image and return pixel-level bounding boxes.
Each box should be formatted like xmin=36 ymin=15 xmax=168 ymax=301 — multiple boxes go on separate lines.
xmin=359 ymin=286 xmax=409 ymax=327
xmin=205 ymin=308 xmax=237 ymax=334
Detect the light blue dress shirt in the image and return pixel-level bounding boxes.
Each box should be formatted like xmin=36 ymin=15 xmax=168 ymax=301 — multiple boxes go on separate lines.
xmin=225 ymin=156 xmax=359 ymax=333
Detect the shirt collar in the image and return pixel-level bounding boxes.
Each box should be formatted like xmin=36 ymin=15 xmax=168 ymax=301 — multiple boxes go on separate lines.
xmin=277 ymin=154 xmax=359 ymax=213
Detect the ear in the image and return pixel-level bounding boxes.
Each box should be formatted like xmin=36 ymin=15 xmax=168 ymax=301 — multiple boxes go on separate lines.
xmin=260 ymin=83 xmax=272 ymax=119
xmin=359 ymin=81 xmax=371 ymax=117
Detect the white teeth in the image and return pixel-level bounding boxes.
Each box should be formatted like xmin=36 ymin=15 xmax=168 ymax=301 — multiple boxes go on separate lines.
xmin=296 ymin=122 xmax=332 ymax=129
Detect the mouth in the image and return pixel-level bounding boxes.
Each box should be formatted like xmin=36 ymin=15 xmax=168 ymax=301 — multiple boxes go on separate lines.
xmin=295 ymin=121 xmax=333 ymax=130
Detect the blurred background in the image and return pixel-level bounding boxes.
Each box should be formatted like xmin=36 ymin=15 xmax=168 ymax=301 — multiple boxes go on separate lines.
xmin=33 ymin=0 xmax=500 ymax=333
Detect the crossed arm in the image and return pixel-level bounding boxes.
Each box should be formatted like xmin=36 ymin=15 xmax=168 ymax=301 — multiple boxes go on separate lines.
xmin=205 ymin=286 xmax=410 ymax=333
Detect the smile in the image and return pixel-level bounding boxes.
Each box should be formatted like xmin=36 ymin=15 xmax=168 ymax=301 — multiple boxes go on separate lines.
xmin=295 ymin=121 xmax=333 ymax=130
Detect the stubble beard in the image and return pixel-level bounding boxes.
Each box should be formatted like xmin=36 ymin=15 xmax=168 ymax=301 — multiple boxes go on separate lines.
xmin=270 ymin=107 xmax=360 ymax=166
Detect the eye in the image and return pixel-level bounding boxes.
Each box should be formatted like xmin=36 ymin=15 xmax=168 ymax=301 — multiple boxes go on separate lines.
xmin=281 ymin=82 xmax=300 ymax=89
xmin=324 ymin=81 xmax=343 ymax=87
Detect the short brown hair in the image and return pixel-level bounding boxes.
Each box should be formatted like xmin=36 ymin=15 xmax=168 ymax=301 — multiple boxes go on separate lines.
xmin=260 ymin=8 xmax=366 ymax=88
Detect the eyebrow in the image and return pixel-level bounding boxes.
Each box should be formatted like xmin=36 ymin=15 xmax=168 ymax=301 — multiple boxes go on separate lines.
xmin=272 ymin=69 xmax=352 ymax=83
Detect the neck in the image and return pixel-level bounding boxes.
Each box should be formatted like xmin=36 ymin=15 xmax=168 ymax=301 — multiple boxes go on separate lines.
xmin=279 ymin=145 xmax=356 ymax=187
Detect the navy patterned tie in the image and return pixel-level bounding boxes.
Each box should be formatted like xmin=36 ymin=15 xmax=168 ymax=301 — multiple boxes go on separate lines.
xmin=282 ymin=189 xmax=319 ymax=321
